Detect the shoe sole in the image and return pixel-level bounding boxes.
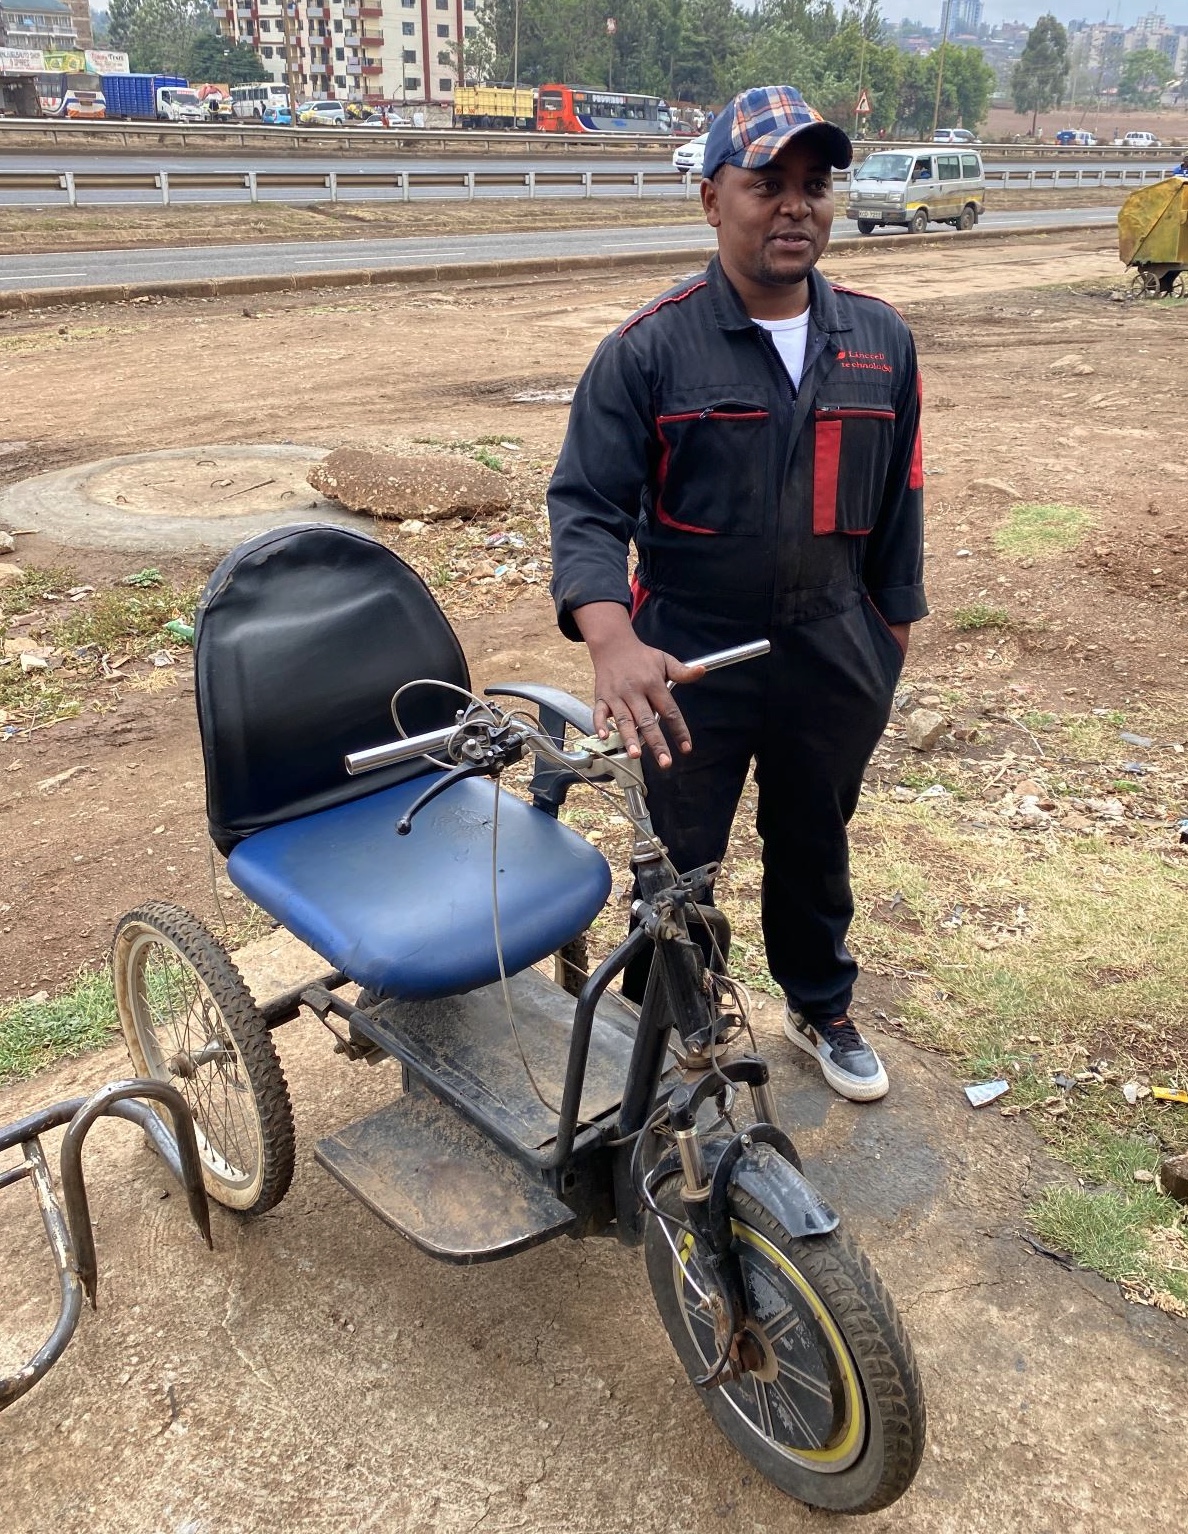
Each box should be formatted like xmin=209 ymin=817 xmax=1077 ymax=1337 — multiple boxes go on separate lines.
xmin=784 ymin=1014 xmax=889 ymax=1102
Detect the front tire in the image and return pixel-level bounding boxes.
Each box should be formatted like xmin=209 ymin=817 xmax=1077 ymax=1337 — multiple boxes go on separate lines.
xmin=909 ymin=207 xmax=929 ymax=234
xmin=645 ymin=1176 xmax=925 ymax=1513
xmin=856 ymin=219 xmax=877 ymax=235
xmin=113 ymin=902 xmax=295 ymax=1214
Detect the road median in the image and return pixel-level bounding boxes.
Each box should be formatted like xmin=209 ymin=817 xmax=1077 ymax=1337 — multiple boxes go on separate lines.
xmin=0 ymin=219 xmax=1117 ymax=315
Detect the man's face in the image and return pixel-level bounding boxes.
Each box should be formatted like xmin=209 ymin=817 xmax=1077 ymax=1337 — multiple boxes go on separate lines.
xmin=700 ymin=138 xmax=835 ymax=293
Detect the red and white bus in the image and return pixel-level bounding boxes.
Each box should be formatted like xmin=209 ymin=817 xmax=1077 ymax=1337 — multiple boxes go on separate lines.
xmin=536 ymin=84 xmax=671 ymax=136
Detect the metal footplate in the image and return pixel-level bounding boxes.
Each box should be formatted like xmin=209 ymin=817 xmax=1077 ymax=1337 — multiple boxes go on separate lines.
xmin=314 ymin=1089 xmax=576 ymax=1265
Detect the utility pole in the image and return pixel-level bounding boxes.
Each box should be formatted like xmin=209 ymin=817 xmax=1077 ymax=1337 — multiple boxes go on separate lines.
xmin=853 ymin=30 xmax=868 ymax=138
xmin=280 ymin=1 xmax=302 ymax=124
xmin=930 ymin=0 xmax=951 ymax=139
xmin=512 ymin=0 xmax=520 ymax=91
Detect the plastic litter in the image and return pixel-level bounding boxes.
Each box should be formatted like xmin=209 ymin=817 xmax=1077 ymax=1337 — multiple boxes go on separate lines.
xmin=964 ymin=1080 xmax=1010 ymax=1108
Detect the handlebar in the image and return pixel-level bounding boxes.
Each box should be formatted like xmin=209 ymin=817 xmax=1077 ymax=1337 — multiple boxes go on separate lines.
xmin=344 ymin=639 xmax=771 ymax=777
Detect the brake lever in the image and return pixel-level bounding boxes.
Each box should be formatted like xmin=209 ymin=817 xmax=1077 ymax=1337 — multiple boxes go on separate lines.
xmin=395 ymin=761 xmax=489 ymax=835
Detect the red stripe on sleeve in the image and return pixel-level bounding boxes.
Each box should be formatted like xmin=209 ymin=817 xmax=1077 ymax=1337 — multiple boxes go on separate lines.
xmin=813 ymin=418 xmax=843 ymax=535
xmin=909 ymin=374 xmax=924 ymax=491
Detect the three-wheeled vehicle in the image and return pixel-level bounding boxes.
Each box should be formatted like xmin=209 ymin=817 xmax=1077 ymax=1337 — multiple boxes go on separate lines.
xmin=24 ymin=524 xmax=928 ymax=1512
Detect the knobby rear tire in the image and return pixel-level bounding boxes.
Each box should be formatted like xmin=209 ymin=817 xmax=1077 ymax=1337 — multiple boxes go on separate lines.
xmin=645 ymin=1176 xmax=925 ymax=1513
xmin=113 ymin=901 xmax=295 ymax=1215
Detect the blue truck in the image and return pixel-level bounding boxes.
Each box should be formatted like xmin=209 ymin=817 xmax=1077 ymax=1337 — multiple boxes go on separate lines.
xmin=100 ymin=73 xmax=203 ymax=122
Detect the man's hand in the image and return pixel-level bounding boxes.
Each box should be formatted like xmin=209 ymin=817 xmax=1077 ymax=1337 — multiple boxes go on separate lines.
xmin=889 ymin=622 xmax=911 ymax=658
xmin=573 ymin=602 xmax=705 ymax=769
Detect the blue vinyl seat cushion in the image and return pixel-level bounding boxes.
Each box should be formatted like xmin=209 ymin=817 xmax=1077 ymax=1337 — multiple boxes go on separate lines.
xmin=226 ymin=772 xmax=612 ymax=1001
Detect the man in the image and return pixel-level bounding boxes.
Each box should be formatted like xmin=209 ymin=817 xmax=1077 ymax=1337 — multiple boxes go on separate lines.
xmin=548 ymin=86 xmax=926 ymax=1103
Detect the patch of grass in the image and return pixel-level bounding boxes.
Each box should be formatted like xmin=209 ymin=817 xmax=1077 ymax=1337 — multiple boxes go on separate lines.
xmin=122 ymin=567 xmax=164 ymax=589
xmin=1031 ymin=1186 xmax=1188 ymax=1310
xmin=55 ymin=579 xmax=201 ymax=654
xmin=992 ymin=502 xmax=1093 ymax=559
xmin=0 ymin=968 xmax=118 ymax=1084
xmin=895 ymin=761 xmax=963 ymax=794
xmin=471 ymin=446 xmax=506 ymax=473
xmin=0 ymin=564 xmax=75 ymax=618
xmin=952 ymin=602 xmax=1011 ymax=632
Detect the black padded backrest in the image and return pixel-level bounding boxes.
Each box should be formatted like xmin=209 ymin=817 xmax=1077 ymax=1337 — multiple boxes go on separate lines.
xmin=194 ymin=523 xmax=470 ymax=854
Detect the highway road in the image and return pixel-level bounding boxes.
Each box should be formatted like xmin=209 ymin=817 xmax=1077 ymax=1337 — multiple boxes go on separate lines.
xmin=0 ymin=207 xmax=1117 ymax=291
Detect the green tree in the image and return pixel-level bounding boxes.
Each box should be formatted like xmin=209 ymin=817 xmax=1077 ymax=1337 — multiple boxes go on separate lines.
xmin=186 ymin=33 xmax=264 ymax=84
xmin=1011 ymin=14 xmax=1068 ymax=136
xmin=1117 ymin=48 xmax=1169 ymax=109
xmin=106 ymin=0 xmax=139 ymax=51
xmin=125 ymin=0 xmax=212 ymax=75
xmin=944 ymin=43 xmax=994 ymax=130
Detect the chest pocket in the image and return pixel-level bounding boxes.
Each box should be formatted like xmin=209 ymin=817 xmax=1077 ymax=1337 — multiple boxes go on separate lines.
xmin=812 ymin=407 xmax=896 ymax=536
xmin=654 ymin=402 xmax=770 ymax=537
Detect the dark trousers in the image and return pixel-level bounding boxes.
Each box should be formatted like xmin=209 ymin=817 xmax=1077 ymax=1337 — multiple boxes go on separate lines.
xmin=621 ymin=591 xmax=902 ymax=1024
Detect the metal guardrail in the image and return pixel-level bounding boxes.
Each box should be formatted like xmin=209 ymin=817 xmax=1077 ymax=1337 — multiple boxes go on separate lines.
xmin=0 ymin=162 xmax=1172 ymax=209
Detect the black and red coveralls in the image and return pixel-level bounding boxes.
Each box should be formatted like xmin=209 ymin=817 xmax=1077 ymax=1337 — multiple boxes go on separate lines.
xmin=548 ymin=257 xmax=927 ymax=1023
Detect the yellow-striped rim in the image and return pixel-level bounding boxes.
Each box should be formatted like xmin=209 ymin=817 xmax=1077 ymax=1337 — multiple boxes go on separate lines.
xmin=678 ymin=1222 xmax=865 ymax=1468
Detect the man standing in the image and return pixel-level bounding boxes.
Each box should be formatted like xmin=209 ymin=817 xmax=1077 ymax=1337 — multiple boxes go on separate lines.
xmin=547 ymin=87 xmax=927 ymax=1102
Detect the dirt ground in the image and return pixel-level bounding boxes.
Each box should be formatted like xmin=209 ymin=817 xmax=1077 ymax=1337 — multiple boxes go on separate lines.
xmin=2 ymin=230 xmax=1187 ymax=1530
xmin=985 ymin=103 xmax=1188 ymax=147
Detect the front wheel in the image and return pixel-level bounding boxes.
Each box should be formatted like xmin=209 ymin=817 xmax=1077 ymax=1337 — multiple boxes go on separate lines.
xmin=645 ymin=1176 xmax=925 ymax=1513
xmin=909 ymin=207 xmax=929 ymax=235
xmin=856 ymin=219 xmax=877 ymax=235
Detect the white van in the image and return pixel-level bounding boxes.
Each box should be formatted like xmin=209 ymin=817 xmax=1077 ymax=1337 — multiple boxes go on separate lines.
xmin=847 ymin=147 xmax=986 ymax=235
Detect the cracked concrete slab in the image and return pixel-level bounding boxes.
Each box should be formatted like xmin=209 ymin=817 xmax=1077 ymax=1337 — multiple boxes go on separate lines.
xmin=1 ymin=932 xmax=1185 ymax=1533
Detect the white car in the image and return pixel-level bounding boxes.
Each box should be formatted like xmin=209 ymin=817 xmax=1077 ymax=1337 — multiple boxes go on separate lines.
xmin=1122 ymin=130 xmax=1161 ymax=149
xmin=298 ymin=100 xmax=347 ymax=126
xmin=672 ymin=132 xmax=708 ymax=177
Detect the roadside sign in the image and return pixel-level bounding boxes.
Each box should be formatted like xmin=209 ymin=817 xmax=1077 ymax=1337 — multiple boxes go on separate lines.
xmin=856 ymin=88 xmax=872 ymax=116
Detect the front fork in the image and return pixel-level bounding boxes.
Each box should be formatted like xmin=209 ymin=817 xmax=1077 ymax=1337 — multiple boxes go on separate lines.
xmin=667 ymin=1062 xmax=803 ymax=1387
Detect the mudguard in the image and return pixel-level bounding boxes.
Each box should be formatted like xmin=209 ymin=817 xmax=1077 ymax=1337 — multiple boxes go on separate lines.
xmin=650 ymin=1134 xmax=839 ymax=1241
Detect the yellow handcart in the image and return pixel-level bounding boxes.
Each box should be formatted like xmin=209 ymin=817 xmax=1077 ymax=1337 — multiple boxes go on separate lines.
xmin=1118 ymin=175 xmax=1188 ymax=298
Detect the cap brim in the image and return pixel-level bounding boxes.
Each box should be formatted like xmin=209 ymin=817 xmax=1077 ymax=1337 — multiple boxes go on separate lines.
xmin=737 ymin=119 xmax=853 ymax=172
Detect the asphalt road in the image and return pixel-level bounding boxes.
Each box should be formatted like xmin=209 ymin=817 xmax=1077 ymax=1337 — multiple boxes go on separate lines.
xmin=0 ymin=207 xmax=1117 ymax=291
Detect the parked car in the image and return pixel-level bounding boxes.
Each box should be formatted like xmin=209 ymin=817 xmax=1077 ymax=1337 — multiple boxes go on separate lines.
xmin=1122 ymin=130 xmax=1161 ymax=149
xmin=297 ymin=100 xmax=347 ymax=126
xmin=933 ymin=127 xmax=979 ymax=145
xmin=672 ymin=132 xmax=708 ymax=176
xmin=1055 ymin=128 xmax=1097 ymax=146
xmin=262 ymin=104 xmax=292 ymax=126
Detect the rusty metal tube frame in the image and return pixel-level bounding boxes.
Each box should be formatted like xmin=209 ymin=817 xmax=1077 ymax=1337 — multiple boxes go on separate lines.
xmin=0 ymin=1079 xmax=211 ymax=1413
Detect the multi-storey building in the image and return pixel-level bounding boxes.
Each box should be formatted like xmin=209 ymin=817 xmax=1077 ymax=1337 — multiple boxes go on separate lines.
xmin=0 ymin=0 xmax=79 ymax=52
xmin=213 ymin=0 xmax=482 ymax=107
xmin=65 ymin=0 xmax=91 ymax=46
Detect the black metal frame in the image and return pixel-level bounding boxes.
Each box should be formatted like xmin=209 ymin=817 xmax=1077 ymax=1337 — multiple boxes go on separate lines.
xmin=0 ymin=1080 xmax=211 ymax=1413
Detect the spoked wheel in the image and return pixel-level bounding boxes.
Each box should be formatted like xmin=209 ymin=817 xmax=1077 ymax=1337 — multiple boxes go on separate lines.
xmin=113 ymin=902 xmax=295 ymax=1214
xmin=1130 ymin=269 xmax=1161 ymax=299
xmin=645 ymin=1177 xmax=925 ymax=1513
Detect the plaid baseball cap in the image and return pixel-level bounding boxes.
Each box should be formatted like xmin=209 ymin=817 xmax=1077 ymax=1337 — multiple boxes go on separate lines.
xmin=701 ymin=86 xmax=852 ymax=180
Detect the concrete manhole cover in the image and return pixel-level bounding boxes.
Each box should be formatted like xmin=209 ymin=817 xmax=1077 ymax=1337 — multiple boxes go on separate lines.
xmin=0 ymin=444 xmax=366 ymax=552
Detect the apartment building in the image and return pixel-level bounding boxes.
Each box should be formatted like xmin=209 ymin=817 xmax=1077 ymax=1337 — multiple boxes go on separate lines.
xmin=213 ymin=0 xmax=482 ymax=106
xmin=0 ymin=0 xmax=79 ymax=52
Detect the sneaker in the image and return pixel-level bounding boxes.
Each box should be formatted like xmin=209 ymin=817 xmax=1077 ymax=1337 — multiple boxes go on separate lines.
xmin=784 ymin=1008 xmax=889 ymax=1102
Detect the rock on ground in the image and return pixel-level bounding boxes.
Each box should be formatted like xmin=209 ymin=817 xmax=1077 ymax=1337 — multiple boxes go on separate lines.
xmin=905 ymin=707 xmax=948 ymax=750
xmin=309 ymin=448 xmax=511 ymax=523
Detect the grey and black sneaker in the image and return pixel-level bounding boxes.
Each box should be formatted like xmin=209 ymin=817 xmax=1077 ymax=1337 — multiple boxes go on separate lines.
xmin=784 ymin=1008 xmax=889 ymax=1102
